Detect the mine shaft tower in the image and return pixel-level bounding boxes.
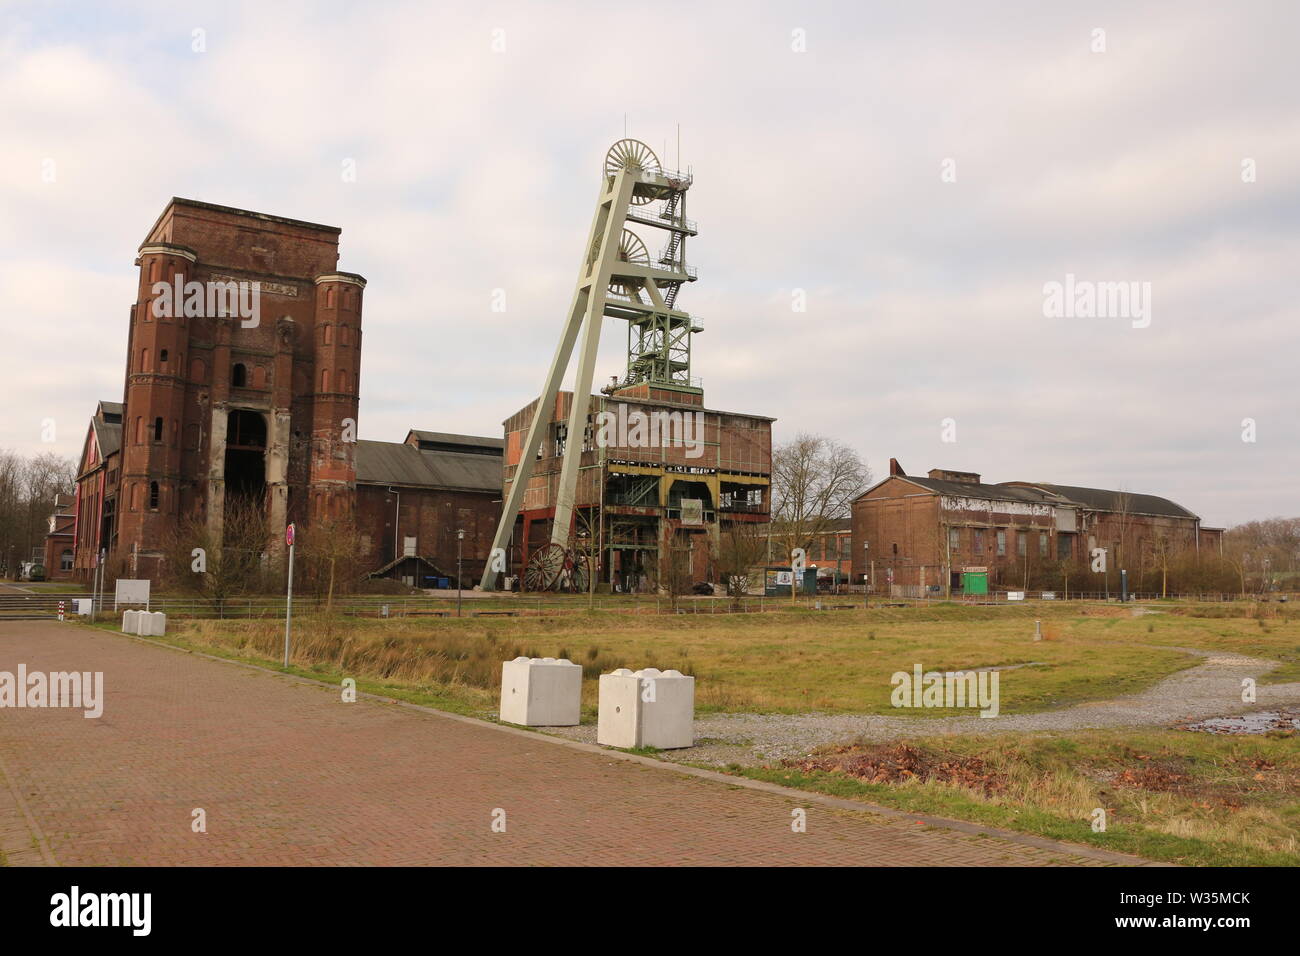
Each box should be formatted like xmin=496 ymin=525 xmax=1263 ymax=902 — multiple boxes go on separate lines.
xmin=479 ymin=139 xmax=700 ymax=590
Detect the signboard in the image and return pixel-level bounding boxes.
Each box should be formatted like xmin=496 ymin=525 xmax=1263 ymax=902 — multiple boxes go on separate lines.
xmin=1007 ymin=591 xmax=1026 ymax=601
xmin=679 ymin=498 xmax=703 ymax=526
xmin=285 ymin=523 xmax=296 ymax=547
xmin=775 ymin=570 xmax=793 ymax=586
xmin=1041 ymin=591 xmax=1057 ymax=600
xmin=114 ymin=579 xmax=151 ymax=609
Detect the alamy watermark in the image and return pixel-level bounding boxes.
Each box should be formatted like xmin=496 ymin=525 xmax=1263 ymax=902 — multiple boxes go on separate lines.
xmin=593 ymin=405 xmax=705 ymax=458
xmin=890 ymin=663 xmax=999 ymax=717
xmin=0 ymin=665 xmax=103 ymax=718
xmin=151 ymin=277 xmax=261 ymax=327
xmin=1042 ymin=273 xmax=1151 ymax=328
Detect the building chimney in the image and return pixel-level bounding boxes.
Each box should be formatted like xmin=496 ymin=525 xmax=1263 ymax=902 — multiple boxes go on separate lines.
xmin=889 ymin=457 xmax=905 ymax=476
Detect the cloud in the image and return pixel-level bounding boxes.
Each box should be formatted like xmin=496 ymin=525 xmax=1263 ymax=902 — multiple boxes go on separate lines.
xmin=1 ymin=0 xmax=1296 ymax=526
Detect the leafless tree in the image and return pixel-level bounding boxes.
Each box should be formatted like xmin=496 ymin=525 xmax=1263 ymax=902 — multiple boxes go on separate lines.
xmin=161 ymin=497 xmax=274 ymax=604
xmin=715 ymin=520 xmax=768 ymax=602
xmin=301 ymin=513 xmax=364 ymax=609
xmin=769 ymin=433 xmax=870 ymax=564
xmin=0 ymin=449 xmax=76 ymax=576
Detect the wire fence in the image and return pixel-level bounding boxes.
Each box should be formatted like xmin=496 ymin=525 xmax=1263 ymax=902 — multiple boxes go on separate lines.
xmin=2 ymin=587 xmax=1293 ymax=622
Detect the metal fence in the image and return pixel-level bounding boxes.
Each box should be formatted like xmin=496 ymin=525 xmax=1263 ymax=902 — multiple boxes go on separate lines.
xmin=2 ymin=588 xmax=1292 ymax=622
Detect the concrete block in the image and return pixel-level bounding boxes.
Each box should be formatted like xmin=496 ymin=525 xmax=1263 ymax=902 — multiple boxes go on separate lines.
xmin=639 ymin=668 xmax=695 ymax=750
xmin=596 ymin=668 xmax=641 ymax=748
xmin=144 ymin=611 xmax=167 ymax=636
xmin=597 ymin=667 xmax=696 ymax=750
xmin=122 ymin=610 xmax=139 ymax=633
xmin=499 ymin=656 xmax=581 ymax=726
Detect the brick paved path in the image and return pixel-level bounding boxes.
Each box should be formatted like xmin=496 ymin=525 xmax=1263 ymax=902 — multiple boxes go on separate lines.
xmin=0 ymin=621 xmax=1146 ymax=866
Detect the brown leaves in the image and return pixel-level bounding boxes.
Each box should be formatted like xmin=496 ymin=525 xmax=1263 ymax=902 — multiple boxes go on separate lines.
xmin=785 ymin=743 xmax=1006 ymax=794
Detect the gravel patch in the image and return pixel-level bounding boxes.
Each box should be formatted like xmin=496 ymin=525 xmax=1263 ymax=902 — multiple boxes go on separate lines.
xmin=540 ymin=647 xmax=1300 ymax=767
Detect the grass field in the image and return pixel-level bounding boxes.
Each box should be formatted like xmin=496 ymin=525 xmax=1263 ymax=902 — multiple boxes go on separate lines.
xmin=135 ymin=601 xmax=1299 ymax=717
xmin=733 ymin=726 xmax=1300 ymax=866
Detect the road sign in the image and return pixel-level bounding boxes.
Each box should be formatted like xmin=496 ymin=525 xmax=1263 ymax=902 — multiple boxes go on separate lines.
xmin=285 ymin=523 xmax=295 ymax=547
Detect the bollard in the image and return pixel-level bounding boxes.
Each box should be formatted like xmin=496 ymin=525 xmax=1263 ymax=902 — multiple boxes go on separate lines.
xmin=498 ymin=657 xmax=582 ymax=726
xmin=1034 ymin=619 xmax=1042 ymax=642
xmin=57 ymin=601 xmax=65 ymax=622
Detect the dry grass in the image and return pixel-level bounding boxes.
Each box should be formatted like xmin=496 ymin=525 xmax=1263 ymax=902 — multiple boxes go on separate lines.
xmin=749 ymin=726 xmax=1300 ymax=865
xmin=164 ymin=600 xmax=1300 ymax=716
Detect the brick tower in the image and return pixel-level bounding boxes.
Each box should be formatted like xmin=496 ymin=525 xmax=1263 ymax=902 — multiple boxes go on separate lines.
xmin=115 ymin=198 xmax=365 ymax=579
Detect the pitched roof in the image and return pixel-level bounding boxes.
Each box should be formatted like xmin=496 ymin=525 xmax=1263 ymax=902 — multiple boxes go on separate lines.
xmin=355 ymin=440 xmax=500 ymax=493
xmin=405 ymin=430 xmax=504 ymax=452
xmin=877 ymin=475 xmax=1064 ymax=506
xmin=1016 ymin=483 xmax=1197 ymax=519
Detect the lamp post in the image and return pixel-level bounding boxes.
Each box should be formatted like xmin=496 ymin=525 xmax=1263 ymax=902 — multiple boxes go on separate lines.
xmin=456 ymin=529 xmax=464 ymax=617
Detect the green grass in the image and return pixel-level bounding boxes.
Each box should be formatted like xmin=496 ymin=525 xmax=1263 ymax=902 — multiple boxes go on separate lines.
xmin=727 ymin=726 xmax=1300 ymax=866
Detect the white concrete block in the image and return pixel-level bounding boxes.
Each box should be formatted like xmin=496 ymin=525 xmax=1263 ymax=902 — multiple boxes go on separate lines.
xmin=596 ymin=667 xmax=696 ymax=750
xmin=596 ymin=668 xmax=641 ymax=748
xmin=122 ymin=610 xmax=139 ymax=633
xmin=638 ymin=668 xmax=695 ymax=750
xmin=499 ymin=656 xmax=581 ymax=726
xmin=146 ymin=611 xmax=167 ymax=636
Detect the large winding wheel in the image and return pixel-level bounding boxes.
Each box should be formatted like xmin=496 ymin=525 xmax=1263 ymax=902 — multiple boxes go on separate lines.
xmin=604 ymin=139 xmax=660 ymax=205
xmin=524 ymin=544 xmax=591 ymax=593
xmin=608 ymin=228 xmax=650 ymax=298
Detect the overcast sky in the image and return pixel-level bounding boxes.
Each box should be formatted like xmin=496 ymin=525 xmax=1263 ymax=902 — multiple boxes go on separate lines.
xmin=2 ymin=1 xmax=1296 ymax=526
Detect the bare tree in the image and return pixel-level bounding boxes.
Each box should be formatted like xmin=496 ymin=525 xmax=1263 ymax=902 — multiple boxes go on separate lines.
xmin=715 ymin=520 xmax=768 ymax=602
xmin=0 ymin=449 xmax=75 ymax=576
xmin=301 ymin=513 xmax=363 ymax=609
xmin=161 ymin=497 xmax=274 ymax=605
xmin=770 ymin=433 xmax=870 ymax=564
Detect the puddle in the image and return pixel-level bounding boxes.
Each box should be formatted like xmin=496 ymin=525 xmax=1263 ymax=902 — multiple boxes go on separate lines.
xmin=1181 ymin=710 xmax=1298 ymax=735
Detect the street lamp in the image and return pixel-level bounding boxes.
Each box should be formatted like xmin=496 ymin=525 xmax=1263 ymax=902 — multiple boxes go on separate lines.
xmin=456 ymin=530 xmax=465 ymax=617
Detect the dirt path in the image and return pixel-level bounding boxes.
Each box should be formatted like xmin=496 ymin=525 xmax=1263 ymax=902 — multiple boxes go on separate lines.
xmin=549 ymin=647 xmax=1300 ymax=766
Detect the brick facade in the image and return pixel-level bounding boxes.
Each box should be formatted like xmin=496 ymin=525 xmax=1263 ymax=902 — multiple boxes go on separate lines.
xmin=75 ymin=198 xmax=366 ymax=581
xmin=853 ymin=461 xmax=1221 ymax=596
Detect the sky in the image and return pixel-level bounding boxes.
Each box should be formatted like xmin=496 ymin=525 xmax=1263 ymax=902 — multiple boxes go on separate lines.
xmin=1 ymin=0 xmax=1296 ymax=527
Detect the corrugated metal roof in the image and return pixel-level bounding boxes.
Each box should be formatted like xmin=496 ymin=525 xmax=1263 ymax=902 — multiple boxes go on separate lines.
xmin=865 ymin=474 xmax=1198 ymax=520
xmin=895 ymin=476 xmax=1063 ymax=505
xmin=1024 ymin=483 xmax=1197 ymax=519
xmin=356 ymin=440 xmax=500 ymax=493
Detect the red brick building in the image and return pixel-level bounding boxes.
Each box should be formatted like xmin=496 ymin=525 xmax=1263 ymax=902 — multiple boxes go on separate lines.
xmin=71 ymin=198 xmax=506 ymax=589
xmin=354 ymin=431 xmax=503 ymax=587
xmin=501 ymin=389 xmax=772 ymax=589
xmin=41 ymin=494 xmax=77 ymax=580
xmin=852 ymin=459 xmax=1223 ymax=596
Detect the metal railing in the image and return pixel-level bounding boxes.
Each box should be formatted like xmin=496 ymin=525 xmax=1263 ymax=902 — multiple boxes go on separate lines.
xmin=625 ymin=205 xmax=697 ymax=233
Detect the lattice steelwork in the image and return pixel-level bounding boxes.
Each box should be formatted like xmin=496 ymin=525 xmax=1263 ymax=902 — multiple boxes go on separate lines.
xmin=479 ymin=139 xmax=700 ymax=590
